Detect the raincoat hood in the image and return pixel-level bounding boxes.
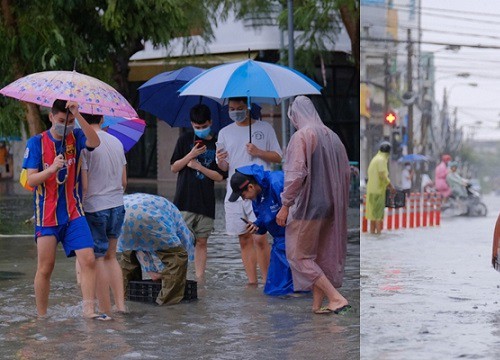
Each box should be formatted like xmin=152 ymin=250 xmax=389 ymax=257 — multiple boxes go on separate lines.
xmin=287 ymin=96 xmax=324 ymax=130
xmin=236 ymin=164 xmax=266 ymax=184
xmin=377 ymin=150 xmax=390 ymax=159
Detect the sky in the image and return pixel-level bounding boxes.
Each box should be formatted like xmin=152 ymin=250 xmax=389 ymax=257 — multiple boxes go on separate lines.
xmin=420 ymin=0 xmax=500 ymax=141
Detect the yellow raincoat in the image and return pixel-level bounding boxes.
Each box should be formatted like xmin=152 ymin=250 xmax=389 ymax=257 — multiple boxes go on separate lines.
xmin=366 ymin=151 xmax=391 ymax=220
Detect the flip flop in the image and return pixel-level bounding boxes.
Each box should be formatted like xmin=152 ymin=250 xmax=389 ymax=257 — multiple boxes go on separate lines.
xmin=314 ymin=306 xmax=334 ymax=315
xmin=91 ymin=314 xmax=112 ymax=321
xmin=333 ymin=304 xmax=352 ymax=315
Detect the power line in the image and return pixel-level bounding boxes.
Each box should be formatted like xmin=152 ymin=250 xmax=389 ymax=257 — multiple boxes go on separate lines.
xmin=364 ymin=3 xmax=500 ymax=25
xmin=363 ymin=37 xmax=500 ymax=50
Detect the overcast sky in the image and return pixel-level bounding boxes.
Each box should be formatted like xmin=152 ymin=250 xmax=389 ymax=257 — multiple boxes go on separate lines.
xmin=421 ymin=0 xmax=500 ymax=141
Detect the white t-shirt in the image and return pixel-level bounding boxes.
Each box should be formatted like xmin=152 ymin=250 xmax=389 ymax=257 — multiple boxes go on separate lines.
xmin=217 ymin=120 xmax=282 ymax=201
xmin=401 ymin=168 xmax=412 ymax=190
xmin=81 ymin=130 xmax=127 ymax=213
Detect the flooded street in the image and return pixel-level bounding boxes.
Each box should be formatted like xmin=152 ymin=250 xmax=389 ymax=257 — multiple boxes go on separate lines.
xmin=361 ymin=195 xmax=500 ymax=359
xmin=0 ymin=181 xmax=359 ymax=359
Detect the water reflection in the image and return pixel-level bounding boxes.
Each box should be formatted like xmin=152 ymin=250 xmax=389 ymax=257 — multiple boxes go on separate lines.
xmin=0 ymin=181 xmax=359 ymax=359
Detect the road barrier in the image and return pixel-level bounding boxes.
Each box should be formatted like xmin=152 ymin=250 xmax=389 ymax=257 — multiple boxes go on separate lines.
xmin=361 ymin=191 xmax=442 ymax=233
xmin=362 ymin=194 xmax=368 ymax=233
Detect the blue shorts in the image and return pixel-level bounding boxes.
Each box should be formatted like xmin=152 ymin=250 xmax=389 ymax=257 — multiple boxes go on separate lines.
xmin=35 ymin=216 xmax=93 ymax=257
xmin=85 ymin=205 xmax=125 ymax=258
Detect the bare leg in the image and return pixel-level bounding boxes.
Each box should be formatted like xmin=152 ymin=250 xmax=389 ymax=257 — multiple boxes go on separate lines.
xmin=312 ymin=284 xmax=326 ymax=311
xmin=104 ymin=239 xmax=126 ymax=312
xmin=95 ymin=258 xmax=112 ymax=314
xmin=34 ymin=236 xmax=57 ymax=317
xmin=239 ymin=232 xmax=257 ymax=284
xmin=75 ymin=258 xmax=81 ymax=285
xmin=369 ymin=220 xmax=376 ymax=234
xmin=312 ymin=274 xmax=348 ymax=312
xmin=253 ymin=234 xmax=270 ymax=283
xmin=75 ymin=248 xmax=97 ymax=317
xmin=194 ymin=237 xmax=208 ymax=280
xmin=376 ymin=220 xmax=383 ymax=234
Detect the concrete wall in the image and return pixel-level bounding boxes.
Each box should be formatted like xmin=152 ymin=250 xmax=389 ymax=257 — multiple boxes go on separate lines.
xmin=156 ymin=120 xmax=181 ymax=182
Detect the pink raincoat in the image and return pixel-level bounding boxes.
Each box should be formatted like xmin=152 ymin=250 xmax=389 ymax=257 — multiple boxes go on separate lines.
xmin=435 ymin=161 xmax=451 ymax=198
xmin=281 ymin=96 xmax=350 ymax=290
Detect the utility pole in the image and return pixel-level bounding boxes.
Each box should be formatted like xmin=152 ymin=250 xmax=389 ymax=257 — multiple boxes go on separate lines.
xmin=407 ymin=29 xmax=414 ymax=154
xmin=383 ymin=53 xmax=390 ymax=140
xmin=384 ymin=53 xmax=389 ymax=115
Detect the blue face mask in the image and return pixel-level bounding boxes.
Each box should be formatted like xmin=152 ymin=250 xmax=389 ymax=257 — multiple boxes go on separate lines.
xmin=194 ymin=126 xmax=211 ymax=139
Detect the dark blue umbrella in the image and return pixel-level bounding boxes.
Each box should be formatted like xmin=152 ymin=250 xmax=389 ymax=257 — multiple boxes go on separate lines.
xmin=138 ymin=66 xmax=238 ymax=133
xmin=398 ymin=154 xmax=429 ymax=163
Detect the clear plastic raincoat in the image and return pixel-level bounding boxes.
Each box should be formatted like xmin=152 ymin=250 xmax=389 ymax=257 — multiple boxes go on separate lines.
xmin=281 ymin=96 xmax=350 ymax=290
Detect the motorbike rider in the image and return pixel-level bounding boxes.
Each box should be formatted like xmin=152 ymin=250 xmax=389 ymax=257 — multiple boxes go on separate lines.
xmin=435 ymin=154 xmax=452 ymax=199
xmin=446 ymin=161 xmax=468 ymax=199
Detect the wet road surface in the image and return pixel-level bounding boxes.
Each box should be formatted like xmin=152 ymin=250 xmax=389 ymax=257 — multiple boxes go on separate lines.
xmin=0 ymin=181 xmax=360 ymax=359
xmin=361 ymin=195 xmax=500 ymax=359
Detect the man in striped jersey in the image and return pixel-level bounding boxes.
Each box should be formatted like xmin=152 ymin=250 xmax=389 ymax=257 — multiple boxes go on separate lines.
xmin=22 ymin=99 xmax=101 ymax=318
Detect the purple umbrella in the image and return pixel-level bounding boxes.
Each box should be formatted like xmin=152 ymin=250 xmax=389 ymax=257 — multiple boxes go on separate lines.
xmin=102 ymin=116 xmax=146 ymax=153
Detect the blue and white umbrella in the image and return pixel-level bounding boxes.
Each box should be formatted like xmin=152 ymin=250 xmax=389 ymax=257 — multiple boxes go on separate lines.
xmin=178 ymin=59 xmax=321 ymax=105
xmin=398 ymin=154 xmax=429 ymax=163
xmin=178 ymin=59 xmax=322 ymax=141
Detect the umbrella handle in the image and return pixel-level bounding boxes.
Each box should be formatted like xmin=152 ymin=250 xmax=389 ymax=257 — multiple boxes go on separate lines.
xmin=55 ymin=167 xmax=68 ymax=185
xmin=58 ymin=108 xmax=71 ymax=155
xmin=247 ymin=96 xmax=252 ymax=143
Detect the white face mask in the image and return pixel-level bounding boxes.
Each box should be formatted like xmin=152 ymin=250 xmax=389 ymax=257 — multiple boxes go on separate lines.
xmin=405 ymin=165 xmax=411 ymax=170
xmin=228 ymin=110 xmax=247 ymax=123
xmin=54 ymin=122 xmax=75 ymax=137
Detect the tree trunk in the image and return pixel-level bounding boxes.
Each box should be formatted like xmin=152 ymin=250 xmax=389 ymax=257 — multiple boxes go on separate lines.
xmin=339 ymin=4 xmax=360 ymax=73
xmin=25 ymin=103 xmax=44 ymax=136
xmin=110 ymin=39 xmax=144 ymax=101
xmin=2 ymin=0 xmax=43 ymax=136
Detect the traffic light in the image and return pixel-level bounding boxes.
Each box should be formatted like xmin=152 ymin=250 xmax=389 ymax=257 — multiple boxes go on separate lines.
xmin=391 ymin=128 xmax=403 ymax=160
xmin=385 ymin=111 xmax=397 ymax=127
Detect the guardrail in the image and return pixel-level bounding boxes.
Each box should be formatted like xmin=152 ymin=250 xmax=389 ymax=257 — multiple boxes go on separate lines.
xmin=361 ymin=192 xmax=442 ymax=232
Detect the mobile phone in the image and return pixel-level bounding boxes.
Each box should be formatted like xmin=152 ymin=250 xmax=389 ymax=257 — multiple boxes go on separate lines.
xmin=194 ymin=140 xmax=204 ymax=146
xmin=216 ymin=142 xmax=225 ymax=151
xmin=240 ymin=217 xmax=250 ymax=224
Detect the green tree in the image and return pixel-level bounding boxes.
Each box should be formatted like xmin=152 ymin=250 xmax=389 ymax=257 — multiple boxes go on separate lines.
xmin=218 ymin=0 xmax=359 ymax=73
xmin=0 ymin=0 xmax=217 ymax=137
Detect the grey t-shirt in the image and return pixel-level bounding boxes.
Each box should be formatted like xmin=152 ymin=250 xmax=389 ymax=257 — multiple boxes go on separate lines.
xmin=81 ymin=130 xmax=127 ymax=213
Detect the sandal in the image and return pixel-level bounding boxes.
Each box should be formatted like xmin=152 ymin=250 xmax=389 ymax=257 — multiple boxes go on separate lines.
xmin=314 ymin=306 xmax=334 ymax=315
xmin=89 ymin=313 xmax=112 ymax=321
xmin=333 ymin=304 xmax=352 ymax=315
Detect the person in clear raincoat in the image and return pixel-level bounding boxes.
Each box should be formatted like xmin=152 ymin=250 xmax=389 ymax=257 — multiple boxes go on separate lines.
xmin=117 ymin=193 xmax=194 ymax=305
xmin=275 ymin=96 xmax=351 ymax=315
xmin=228 ymin=164 xmax=294 ymax=296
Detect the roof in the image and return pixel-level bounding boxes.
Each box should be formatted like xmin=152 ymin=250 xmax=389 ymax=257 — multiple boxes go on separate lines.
xmin=129 ymin=11 xmax=351 ymax=62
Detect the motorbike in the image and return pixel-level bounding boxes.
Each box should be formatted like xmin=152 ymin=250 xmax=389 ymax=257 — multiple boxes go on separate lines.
xmin=441 ymin=184 xmax=488 ymax=217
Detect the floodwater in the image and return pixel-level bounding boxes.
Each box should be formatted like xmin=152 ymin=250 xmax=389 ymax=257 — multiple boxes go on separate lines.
xmin=0 ymin=180 xmax=360 ymax=360
xmin=361 ymin=195 xmax=500 ymax=359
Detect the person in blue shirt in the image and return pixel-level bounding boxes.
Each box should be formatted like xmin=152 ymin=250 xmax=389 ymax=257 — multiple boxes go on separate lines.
xmin=228 ymin=164 xmax=293 ymax=296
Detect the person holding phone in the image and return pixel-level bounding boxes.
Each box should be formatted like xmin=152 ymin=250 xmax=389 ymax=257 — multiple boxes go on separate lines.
xmin=228 ymin=164 xmax=294 ymax=296
xmin=170 ymin=104 xmax=227 ymax=281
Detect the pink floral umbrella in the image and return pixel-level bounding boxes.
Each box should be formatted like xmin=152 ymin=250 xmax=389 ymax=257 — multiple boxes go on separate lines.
xmin=0 ymin=70 xmax=137 ymax=117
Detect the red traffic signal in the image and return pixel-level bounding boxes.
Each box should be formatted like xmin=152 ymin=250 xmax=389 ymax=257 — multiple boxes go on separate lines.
xmin=385 ymin=111 xmax=397 ymax=126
